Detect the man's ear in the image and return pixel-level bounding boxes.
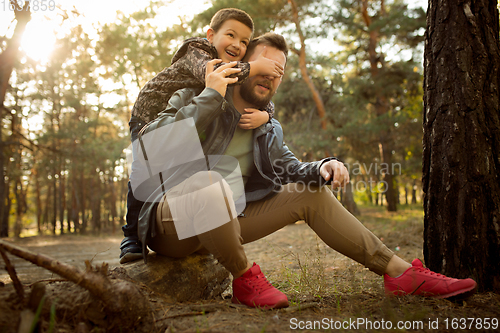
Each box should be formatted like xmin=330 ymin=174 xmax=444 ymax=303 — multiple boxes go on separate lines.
xmin=206 ymin=28 xmax=215 ymax=43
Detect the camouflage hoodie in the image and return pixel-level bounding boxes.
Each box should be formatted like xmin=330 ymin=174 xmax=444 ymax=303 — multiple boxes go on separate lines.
xmin=130 ymin=37 xmax=274 ymax=125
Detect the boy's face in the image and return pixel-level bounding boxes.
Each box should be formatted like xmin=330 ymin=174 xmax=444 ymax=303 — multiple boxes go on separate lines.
xmin=207 ymin=19 xmax=252 ymax=63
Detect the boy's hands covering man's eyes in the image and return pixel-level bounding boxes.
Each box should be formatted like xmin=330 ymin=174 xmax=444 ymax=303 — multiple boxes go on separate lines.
xmin=249 ymin=46 xmax=284 ymax=78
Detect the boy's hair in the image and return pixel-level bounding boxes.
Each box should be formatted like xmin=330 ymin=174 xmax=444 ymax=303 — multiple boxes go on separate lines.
xmin=246 ymin=32 xmax=289 ymax=60
xmin=210 ymin=8 xmax=254 ymax=34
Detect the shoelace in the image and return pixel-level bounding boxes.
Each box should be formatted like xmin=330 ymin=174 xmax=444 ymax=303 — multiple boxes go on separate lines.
xmin=243 ymin=273 xmax=273 ymax=293
xmin=415 ymin=266 xmax=446 ymax=278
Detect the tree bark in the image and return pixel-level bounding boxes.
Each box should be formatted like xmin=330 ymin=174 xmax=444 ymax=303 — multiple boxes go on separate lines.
xmin=423 ymin=0 xmax=500 ymax=292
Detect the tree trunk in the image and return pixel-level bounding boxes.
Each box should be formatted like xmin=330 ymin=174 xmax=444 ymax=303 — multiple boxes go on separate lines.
xmin=14 ymin=179 xmax=26 ymax=238
xmin=0 ymin=2 xmax=31 ymax=238
xmin=288 ymin=0 xmax=328 ymax=130
xmin=70 ymin=180 xmax=78 ymax=233
xmin=109 ymin=175 xmax=117 ymax=234
xmin=34 ymin=167 xmax=42 ymax=233
xmin=404 ymin=185 xmax=409 ymax=205
xmin=366 ymin=176 xmax=373 ymax=204
xmin=52 ymin=174 xmax=57 ymax=234
xmin=42 ymin=185 xmax=51 ymax=231
xmin=342 ymin=183 xmax=361 ymax=216
xmin=80 ymin=169 xmax=87 ymax=233
xmin=2 ymin=185 xmax=12 ymax=236
xmin=380 ymin=139 xmax=397 ymax=211
xmin=360 ymin=0 xmax=397 ymax=212
xmin=59 ymin=168 xmax=66 ymax=234
xmin=411 ymin=179 xmax=418 ymax=204
xmin=423 ymin=0 xmax=500 ymax=292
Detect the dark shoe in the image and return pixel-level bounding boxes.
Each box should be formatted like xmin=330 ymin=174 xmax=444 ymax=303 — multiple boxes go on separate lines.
xmin=384 ymin=259 xmax=477 ymax=299
xmin=119 ymin=236 xmax=143 ymax=264
xmin=232 ymin=263 xmax=289 ymax=309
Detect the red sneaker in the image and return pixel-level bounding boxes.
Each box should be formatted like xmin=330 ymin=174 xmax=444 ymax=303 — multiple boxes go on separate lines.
xmin=232 ymin=263 xmax=289 ymax=309
xmin=384 ymin=259 xmax=477 ymax=299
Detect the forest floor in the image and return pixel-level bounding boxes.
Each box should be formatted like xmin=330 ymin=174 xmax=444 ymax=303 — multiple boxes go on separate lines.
xmin=1 ymin=204 xmax=499 ymax=332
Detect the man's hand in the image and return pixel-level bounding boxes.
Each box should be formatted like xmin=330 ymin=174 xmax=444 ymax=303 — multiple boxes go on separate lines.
xmin=319 ymin=160 xmax=350 ymax=190
xmin=205 ymin=59 xmax=241 ymax=97
xmin=249 ymin=46 xmax=284 ymax=78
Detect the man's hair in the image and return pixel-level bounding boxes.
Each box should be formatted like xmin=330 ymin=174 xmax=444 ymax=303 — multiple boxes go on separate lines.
xmin=245 ymin=32 xmax=289 ymax=60
xmin=210 ymin=8 xmax=254 ymax=34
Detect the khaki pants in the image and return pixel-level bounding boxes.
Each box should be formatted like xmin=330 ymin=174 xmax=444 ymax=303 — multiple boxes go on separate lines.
xmin=148 ymin=171 xmax=394 ymax=276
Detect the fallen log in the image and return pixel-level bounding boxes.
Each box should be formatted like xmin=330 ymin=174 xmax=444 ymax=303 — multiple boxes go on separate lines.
xmin=0 ymin=239 xmax=153 ymax=332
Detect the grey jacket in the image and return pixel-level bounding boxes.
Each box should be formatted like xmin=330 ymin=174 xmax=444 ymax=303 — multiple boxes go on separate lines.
xmin=137 ymin=87 xmax=336 ymax=260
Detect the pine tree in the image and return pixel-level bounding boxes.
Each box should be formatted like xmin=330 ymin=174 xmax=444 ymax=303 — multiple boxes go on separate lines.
xmin=423 ymin=0 xmax=500 ymax=292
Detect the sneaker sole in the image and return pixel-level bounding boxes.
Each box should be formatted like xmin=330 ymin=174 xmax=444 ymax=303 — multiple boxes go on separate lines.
xmin=385 ymin=283 xmax=477 ymax=299
xmin=231 ymin=296 xmax=289 ymax=310
xmin=119 ymin=252 xmax=143 ymax=264
xmin=435 ymin=283 xmax=477 ymax=299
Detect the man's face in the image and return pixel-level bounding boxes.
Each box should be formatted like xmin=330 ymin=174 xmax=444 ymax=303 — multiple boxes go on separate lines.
xmin=239 ymin=44 xmax=286 ymax=109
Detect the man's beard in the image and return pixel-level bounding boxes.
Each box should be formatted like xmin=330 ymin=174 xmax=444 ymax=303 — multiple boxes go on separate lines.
xmin=239 ymin=79 xmax=274 ymax=109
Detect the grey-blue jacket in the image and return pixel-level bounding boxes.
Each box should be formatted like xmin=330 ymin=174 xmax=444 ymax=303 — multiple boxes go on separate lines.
xmin=137 ymin=87 xmax=337 ymax=261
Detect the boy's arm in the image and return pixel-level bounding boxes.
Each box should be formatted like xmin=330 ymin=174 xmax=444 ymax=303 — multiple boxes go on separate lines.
xmin=177 ymin=38 xmax=282 ymax=87
xmin=173 ymin=38 xmax=218 ymax=86
xmin=177 ymin=42 xmax=250 ymax=85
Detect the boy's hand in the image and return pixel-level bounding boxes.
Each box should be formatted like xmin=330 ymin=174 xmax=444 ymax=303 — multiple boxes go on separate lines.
xmin=249 ymin=47 xmax=284 ymax=78
xmin=238 ymin=108 xmax=270 ymax=129
xmin=206 ymin=59 xmax=241 ymax=97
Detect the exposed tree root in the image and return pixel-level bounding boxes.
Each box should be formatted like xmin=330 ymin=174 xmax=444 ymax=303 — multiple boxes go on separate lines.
xmin=0 ymin=246 xmax=24 ymax=301
xmin=0 ymin=239 xmax=154 ymax=332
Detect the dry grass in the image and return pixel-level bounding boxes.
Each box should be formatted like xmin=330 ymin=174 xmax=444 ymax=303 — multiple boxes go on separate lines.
xmin=223 ymin=204 xmax=500 ymax=332
xmin=2 ymin=204 xmax=499 ymax=332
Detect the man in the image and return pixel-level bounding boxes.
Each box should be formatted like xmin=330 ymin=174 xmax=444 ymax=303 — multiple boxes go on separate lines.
xmin=133 ymin=33 xmax=477 ymax=309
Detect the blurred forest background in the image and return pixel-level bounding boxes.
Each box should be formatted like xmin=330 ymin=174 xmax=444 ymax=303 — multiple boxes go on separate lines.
xmin=0 ymin=0 xmax=427 ymax=237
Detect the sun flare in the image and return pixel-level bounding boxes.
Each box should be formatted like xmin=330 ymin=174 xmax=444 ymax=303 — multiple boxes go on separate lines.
xmin=20 ymin=21 xmax=56 ymax=62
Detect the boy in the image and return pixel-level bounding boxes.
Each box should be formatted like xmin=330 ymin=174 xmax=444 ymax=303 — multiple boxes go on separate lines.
xmin=129 ymin=8 xmax=283 ymax=139
xmin=121 ymin=8 xmax=283 ymax=263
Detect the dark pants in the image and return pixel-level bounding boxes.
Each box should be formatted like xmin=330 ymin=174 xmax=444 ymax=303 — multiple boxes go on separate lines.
xmin=122 ymin=116 xmax=147 ymax=238
xmin=122 ymin=181 xmax=144 ymax=237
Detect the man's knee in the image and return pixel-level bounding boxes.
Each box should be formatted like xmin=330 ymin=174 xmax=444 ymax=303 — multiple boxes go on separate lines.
xmin=184 ymin=171 xmax=232 ymax=204
xmin=285 ymin=182 xmax=334 ymax=201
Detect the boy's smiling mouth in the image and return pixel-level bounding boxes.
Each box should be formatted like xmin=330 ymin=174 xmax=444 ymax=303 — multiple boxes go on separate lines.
xmin=225 ymin=49 xmax=238 ymax=58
